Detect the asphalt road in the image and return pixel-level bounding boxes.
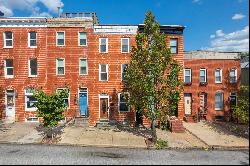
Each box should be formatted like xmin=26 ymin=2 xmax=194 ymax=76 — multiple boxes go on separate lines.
xmin=0 ymin=144 xmax=249 ymax=165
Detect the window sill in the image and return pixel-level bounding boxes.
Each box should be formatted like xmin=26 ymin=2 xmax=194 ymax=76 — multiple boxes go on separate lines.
xmin=57 ymin=75 xmax=65 ymax=76
xmin=99 ymin=52 xmax=108 ymax=54
xmin=5 ymin=76 xmax=14 ymax=79
xmin=80 ymin=74 xmax=88 ymax=76
xmin=199 ymin=82 xmax=208 ymax=86
xmin=118 ymin=111 xmax=130 ymax=113
xmin=25 ymin=109 xmax=37 ymax=112
xmin=184 ymin=82 xmax=192 ymax=86
xmin=121 ymin=52 xmax=130 ymax=54
xmin=79 ymin=45 xmax=88 ymax=47
xmin=56 ymin=45 xmax=65 ymax=47
xmin=28 ymin=75 xmax=38 ymax=78
xmin=215 ymin=82 xmax=222 ymax=84
xmin=215 ymin=109 xmax=223 ymax=111
xmin=99 ymin=80 xmax=108 ymax=82
xmin=4 ymin=46 xmax=13 ymax=49
xmin=28 ymin=46 xmax=37 ymax=48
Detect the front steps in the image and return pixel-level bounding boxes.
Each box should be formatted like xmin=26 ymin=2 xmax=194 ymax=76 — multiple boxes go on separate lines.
xmin=73 ymin=117 xmax=89 ymax=127
xmin=96 ymin=119 xmax=111 ymax=128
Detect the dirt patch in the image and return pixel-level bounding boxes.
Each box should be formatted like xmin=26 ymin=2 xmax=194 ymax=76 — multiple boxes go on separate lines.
xmin=41 ymin=136 xmax=61 ymax=144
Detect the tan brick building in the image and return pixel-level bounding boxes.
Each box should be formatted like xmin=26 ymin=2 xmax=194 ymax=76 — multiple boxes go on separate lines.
xmin=0 ymin=13 xmax=185 ymax=127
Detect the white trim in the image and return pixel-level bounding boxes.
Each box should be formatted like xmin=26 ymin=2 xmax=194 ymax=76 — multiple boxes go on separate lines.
xmin=200 ymin=68 xmax=207 ymax=83
xmin=28 ymin=58 xmax=38 ymax=77
xmin=79 ymin=58 xmax=88 ymax=75
xmin=78 ymin=32 xmax=87 ymax=46
xmin=56 ymin=31 xmax=65 ymax=46
xmin=25 ymin=117 xmax=39 ymax=123
xmin=215 ymin=92 xmax=224 ymax=111
xmin=215 ymin=68 xmax=222 ymax=84
xmin=229 ymin=68 xmax=237 ymax=83
xmin=118 ymin=92 xmax=130 ymax=112
xmin=99 ymin=64 xmax=108 ymax=81
xmin=56 ymin=88 xmax=70 ymax=109
xmin=28 ymin=32 xmax=37 ymax=48
xmin=184 ymin=68 xmax=192 ymax=83
xmin=78 ymin=88 xmax=89 ymax=116
xmin=99 ymin=38 xmax=108 ymax=53
xmin=25 ymin=88 xmax=37 ymax=112
xmin=56 ymin=58 xmax=65 ymax=76
xmin=4 ymin=59 xmax=14 ymax=78
xmin=3 ymin=31 xmax=13 ymax=48
xmin=121 ymin=38 xmax=130 ymax=53
xmin=98 ymin=94 xmax=109 ymax=119
xmin=5 ymin=90 xmax=15 ymax=121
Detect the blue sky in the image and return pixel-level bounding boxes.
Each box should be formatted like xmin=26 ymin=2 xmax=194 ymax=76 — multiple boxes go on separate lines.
xmin=0 ymin=0 xmax=249 ymax=52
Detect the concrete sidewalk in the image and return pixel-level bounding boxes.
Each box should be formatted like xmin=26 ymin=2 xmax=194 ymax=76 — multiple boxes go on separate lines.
xmin=183 ymin=121 xmax=249 ymax=149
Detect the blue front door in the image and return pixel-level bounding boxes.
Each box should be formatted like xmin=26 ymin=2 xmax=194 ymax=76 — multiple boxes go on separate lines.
xmin=79 ymin=93 xmax=88 ymax=116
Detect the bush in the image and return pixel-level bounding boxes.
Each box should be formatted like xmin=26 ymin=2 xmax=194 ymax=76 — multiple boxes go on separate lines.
xmin=155 ymin=139 xmax=168 ymax=149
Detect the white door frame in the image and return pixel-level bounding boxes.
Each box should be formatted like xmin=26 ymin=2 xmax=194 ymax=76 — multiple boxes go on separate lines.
xmin=5 ymin=90 xmax=15 ymax=122
xmin=98 ymin=94 xmax=109 ymax=119
xmin=184 ymin=93 xmax=192 ymax=115
xmin=78 ymin=87 xmax=88 ymax=116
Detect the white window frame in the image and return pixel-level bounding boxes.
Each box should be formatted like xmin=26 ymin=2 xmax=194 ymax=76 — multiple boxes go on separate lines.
xmin=184 ymin=68 xmax=192 ymax=83
xmin=170 ymin=38 xmax=178 ymax=54
xmin=118 ymin=92 xmax=130 ymax=112
xmin=4 ymin=31 xmax=13 ymax=48
xmin=25 ymin=117 xmax=39 ymax=123
xmin=56 ymin=88 xmax=70 ymax=109
xmin=215 ymin=92 xmax=224 ymax=111
xmin=4 ymin=59 xmax=14 ymax=78
xmin=25 ymin=88 xmax=37 ymax=112
xmin=79 ymin=58 xmax=88 ymax=75
xmin=229 ymin=68 xmax=237 ymax=83
xmin=28 ymin=32 xmax=37 ymax=48
xmin=28 ymin=58 xmax=38 ymax=77
xmin=99 ymin=38 xmax=108 ymax=53
xmin=121 ymin=64 xmax=128 ymax=81
xmin=56 ymin=58 xmax=65 ymax=76
xmin=200 ymin=69 xmax=207 ymax=83
xmin=121 ymin=38 xmax=130 ymax=53
xmin=99 ymin=64 xmax=108 ymax=81
xmin=56 ymin=31 xmax=65 ymax=46
xmin=78 ymin=32 xmax=87 ymax=46
xmin=215 ymin=68 xmax=222 ymax=83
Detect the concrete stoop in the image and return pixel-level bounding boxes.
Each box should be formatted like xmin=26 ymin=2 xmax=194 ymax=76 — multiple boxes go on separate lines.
xmin=73 ymin=117 xmax=89 ymax=127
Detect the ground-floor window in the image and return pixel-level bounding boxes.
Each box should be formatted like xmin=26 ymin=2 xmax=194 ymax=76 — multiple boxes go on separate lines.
xmin=118 ymin=93 xmax=130 ymax=112
xmin=57 ymin=88 xmax=70 ymax=108
xmin=25 ymin=88 xmax=37 ymax=111
xmin=215 ymin=92 xmax=224 ymax=110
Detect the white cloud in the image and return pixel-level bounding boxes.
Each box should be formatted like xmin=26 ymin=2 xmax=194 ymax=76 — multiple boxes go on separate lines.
xmin=210 ymin=35 xmax=215 ymax=39
xmin=205 ymin=26 xmax=249 ymax=52
xmin=232 ymin=13 xmax=246 ymax=20
xmin=0 ymin=0 xmax=63 ymax=17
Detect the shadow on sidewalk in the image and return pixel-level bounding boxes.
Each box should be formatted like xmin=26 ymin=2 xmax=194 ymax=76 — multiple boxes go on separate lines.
xmin=204 ymin=121 xmax=249 ymax=139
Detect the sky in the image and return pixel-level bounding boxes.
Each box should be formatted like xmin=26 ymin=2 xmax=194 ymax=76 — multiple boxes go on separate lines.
xmin=0 ymin=0 xmax=249 ymax=52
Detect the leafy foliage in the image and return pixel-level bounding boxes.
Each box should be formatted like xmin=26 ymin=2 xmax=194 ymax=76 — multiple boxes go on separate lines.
xmin=233 ymin=85 xmax=249 ymax=124
xmin=34 ymin=89 xmax=69 ymax=129
xmin=155 ymin=139 xmax=169 ymax=149
xmin=125 ymin=11 xmax=183 ymax=142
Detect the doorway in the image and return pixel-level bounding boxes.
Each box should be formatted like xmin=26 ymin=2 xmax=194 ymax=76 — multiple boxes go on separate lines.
xmin=5 ymin=90 xmax=15 ymax=122
xmin=184 ymin=93 xmax=192 ymax=115
xmin=99 ymin=95 xmax=109 ymax=119
xmin=79 ymin=88 xmax=88 ymax=117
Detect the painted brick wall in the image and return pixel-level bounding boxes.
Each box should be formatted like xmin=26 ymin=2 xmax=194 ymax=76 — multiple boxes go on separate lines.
xmin=183 ymin=59 xmax=241 ymax=121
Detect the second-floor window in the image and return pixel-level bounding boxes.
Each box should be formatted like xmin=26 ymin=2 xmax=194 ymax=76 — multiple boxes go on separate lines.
xmin=170 ymin=38 xmax=178 ymax=54
xmin=121 ymin=38 xmax=130 ymax=53
xmin=99 ymin=38 xmax=108 ymax=53
xmin=56 ymin=58 xmax=65 ymax=75
xmin=79 ymin=59 xmax=87 ymax=75
xmin=57 ymin=32 xmax=65 ymax=46
xmin=121 ymin=64 xmax=128 ymax=81
xmin=79 ymin=32 xmax=87 ymax=46
xmin=5 ymin=59 xmax=14 ymax=78
xmin=29 ymin=58 xmax=37 ymax=77
xmin=215 ymin=69 xmax=222 ymax=83
xmin=28 ymin=32 xmax=37 ymax=48
xmin=229 ymin=69 xmax=237 ymax=83
xmin=4 ymin=31 xmax=13 ymax=48
xmin=200 ymin=69 xmax=207 ymax=83
xmin=215 ymin=92 xmax=224 ymax=111
xmin=184 ymin=69 xmax=192 ymax=84
xmin=99 ymin=64 xmax=108 ymax=81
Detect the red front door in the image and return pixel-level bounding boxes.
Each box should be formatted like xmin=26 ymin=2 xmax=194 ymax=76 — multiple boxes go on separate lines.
xmin=100 ymin=98 xmax=109 ymax=119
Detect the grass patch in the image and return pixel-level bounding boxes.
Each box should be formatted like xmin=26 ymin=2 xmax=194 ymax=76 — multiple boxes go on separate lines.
xmin=155 ymin=139 xmax=168 ymax=149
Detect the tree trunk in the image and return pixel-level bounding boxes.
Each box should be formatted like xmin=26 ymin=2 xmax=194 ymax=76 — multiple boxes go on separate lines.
xmin=151 ymin=119 xmax=157 ymax=143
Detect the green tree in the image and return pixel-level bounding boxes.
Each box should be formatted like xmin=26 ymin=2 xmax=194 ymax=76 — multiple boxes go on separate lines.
xmin=233 ymin=85 xmax=249 ymax=124
xmin=125 ymin=11 xmax=183 ymax=143
xmin=34 ymin=89 xmax=69 ymax=138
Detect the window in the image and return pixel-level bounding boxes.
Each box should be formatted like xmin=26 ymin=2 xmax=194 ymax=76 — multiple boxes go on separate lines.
xmin=99 ymin=64 xmax=108 ymax=81
xmin=28 ymin=32 xmax=37 ymax=47
xmin=229 ymin=69 xmax=237 ymax=83
xmin=57 ymin=32 xmax=65 ymax=46
xmin=56 ymin=58 xmax=65 ymax=75
xmin=99 ymin=38 xmax=108 ymax=53
xmin=29 ymin=58 xmax=37 ymax=77
xmin=5 ymin=59 xmax=14 ymax=78
xmin=215 ymin=92 xmax=223 ymax=110
xmin=184 ymin=69 xmax=192 ymax=84
xmin=215 ymin=69 xmax=222 ymax=83
xmin=121 ymin=38 xmax=130 ymax=53
xmin=121 ymin=64 xmax=128 ymax=81
xmin=118 ymin=93 xmax=130 ymax=112
xmin=57 ymin=88 xmax=70 ymax=108
xmin=4 ymin=31 xmax=13 ymax=48
xmin=79 ymin=59 xmax=87 ymax=75
xmin=200 ymin=69 xmax=207 ymax=83
xmin=79 ymin=32 xmax=87 ymax=46
xmin=170 ymin=38 xmax=178 ymax=54
xmin=25 ymin=88 xmax=37 ymax=111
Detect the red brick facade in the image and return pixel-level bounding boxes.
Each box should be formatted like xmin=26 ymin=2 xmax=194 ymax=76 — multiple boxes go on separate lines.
xmin=0 ymin=17 xmax=185 ymax=127
xmin=183 ymin=52 xmax=241 ymax=122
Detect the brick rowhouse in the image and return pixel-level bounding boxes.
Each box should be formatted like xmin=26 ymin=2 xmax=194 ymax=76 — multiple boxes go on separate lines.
xmin=0 ymin=12 xmax=184 ymax=127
